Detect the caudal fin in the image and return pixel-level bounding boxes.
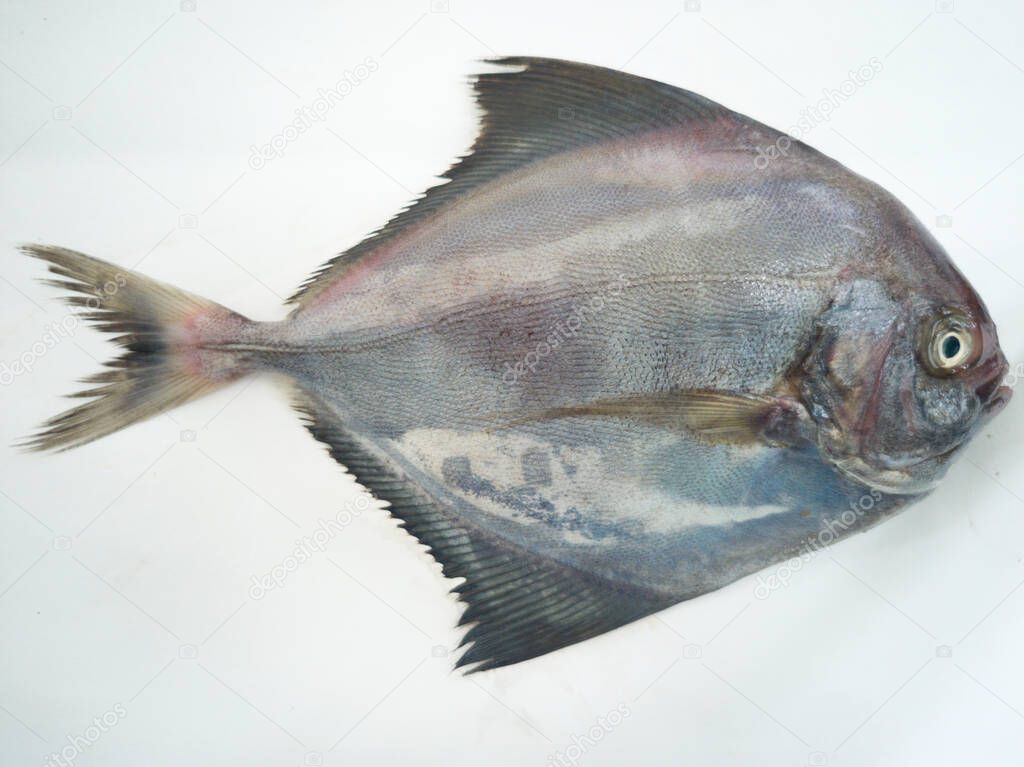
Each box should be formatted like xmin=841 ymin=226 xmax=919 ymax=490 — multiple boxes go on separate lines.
xmin=21 ymin=245 xmax=255 ymax=451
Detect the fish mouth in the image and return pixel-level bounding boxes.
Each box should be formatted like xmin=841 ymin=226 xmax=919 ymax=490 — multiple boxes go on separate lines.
xmin=982 ymin=384 xmax=1012 ymax=418
xmin=973 ymin=352 xmax=1011 ymax=416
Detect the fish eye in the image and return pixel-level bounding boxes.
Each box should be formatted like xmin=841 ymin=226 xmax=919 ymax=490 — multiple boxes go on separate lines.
xmin=940 ymin=333 xmax=962 ymax=361
xmin=936 ymin=329 xmax=969 ymax=366
xmin=921 ymin=310 xmax=977 ymax=375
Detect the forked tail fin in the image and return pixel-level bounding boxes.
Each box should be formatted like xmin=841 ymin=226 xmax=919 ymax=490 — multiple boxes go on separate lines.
xmin=21 ymin=245 xmax=256 ymax=451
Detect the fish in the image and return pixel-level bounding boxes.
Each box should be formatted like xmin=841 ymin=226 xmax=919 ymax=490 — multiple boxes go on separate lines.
xmin=21 ymin=57 xmax=1011 ymax=671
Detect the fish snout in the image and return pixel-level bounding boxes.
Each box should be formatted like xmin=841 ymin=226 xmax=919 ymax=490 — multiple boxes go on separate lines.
xmin=976 ymin=355 xmax=1011 ymax=416
xmin=981 ymin=383 xmax=1012 ymax=417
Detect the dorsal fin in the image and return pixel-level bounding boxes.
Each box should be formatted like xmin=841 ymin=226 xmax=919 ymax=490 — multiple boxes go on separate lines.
xmin=288 ymin=57 xmax=754 ymax=309
xmin=292 ymin=389 xmax=673 ymax=671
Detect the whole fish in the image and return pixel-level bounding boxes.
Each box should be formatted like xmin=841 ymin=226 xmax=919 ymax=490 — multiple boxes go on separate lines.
xmin=23 ymin=58 xmax=1011 ymax=671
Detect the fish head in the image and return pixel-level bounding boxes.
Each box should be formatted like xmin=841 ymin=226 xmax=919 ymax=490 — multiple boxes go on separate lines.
xmin=803 ymin=269 xmax=1010 ymax=495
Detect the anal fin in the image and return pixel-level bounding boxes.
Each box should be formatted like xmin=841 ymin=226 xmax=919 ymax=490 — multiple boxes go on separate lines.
xmin=292 ymin=389 xmax=672 ymax=671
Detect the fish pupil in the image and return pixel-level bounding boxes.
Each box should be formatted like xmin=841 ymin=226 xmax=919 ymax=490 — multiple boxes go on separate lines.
xmin=942 ymin=335 xmax=961 ymax=360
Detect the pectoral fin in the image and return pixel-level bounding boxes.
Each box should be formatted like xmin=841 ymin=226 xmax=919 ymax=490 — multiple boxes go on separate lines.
xmin=499 ymin=390 xmax=814 ymax=447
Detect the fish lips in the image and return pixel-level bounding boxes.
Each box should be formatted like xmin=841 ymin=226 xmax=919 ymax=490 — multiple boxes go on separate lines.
xmin=975 ymin=355 xmax=1013 ymax=419
xmin=984 ymin=384 xmax=1013 ymax=417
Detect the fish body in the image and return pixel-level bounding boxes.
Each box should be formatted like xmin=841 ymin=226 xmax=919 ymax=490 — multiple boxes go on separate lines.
xmin=23 ymin=58 xmax=1010 ymax=670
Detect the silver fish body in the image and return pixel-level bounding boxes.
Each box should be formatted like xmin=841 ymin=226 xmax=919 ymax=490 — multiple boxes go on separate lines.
xmin=24 ymin=58 xmax=1010 ymax=670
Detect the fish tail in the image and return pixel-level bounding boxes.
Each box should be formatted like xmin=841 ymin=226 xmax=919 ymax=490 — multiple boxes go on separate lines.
xmin=20 ymin=245 xmax=258 ymax=451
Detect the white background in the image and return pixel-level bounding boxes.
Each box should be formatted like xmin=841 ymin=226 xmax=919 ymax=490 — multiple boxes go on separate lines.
xmin=2 ymin=1 xmax=1023 ymax=765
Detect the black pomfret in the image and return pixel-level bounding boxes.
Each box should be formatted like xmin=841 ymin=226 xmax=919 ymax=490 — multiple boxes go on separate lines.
xmin=22 ymin=58 xmax=1010 ymax=671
